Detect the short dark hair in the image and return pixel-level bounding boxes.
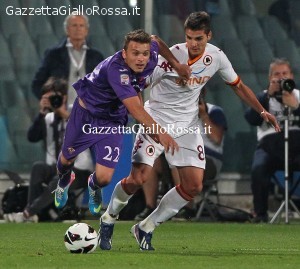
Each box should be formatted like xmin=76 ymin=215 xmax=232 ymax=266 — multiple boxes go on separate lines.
xmin=123 ymin=29 xmax=151 ymax=50
xmin=41 ymin=77 xmax=68 ymax=96
xmin=184 ymin=11 xmax=211 ymax=34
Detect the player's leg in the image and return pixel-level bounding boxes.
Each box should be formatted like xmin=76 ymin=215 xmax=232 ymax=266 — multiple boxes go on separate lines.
xmin=87 ymin=131 xmax=124 ymax=217
xmin=138 ymin=166 xmax=204 ymax=231
xmin=99 ymin=133 xmax=162 ymax=250
xmin=54 ymin=99 xmax=94 ymax=208
xmin=99 ymin=163 xmax=153 ymax=250
xmin=134 ymin=132 xmax=205 ymax=250
xmin=87 ymin=164 xmax=115 ymax=216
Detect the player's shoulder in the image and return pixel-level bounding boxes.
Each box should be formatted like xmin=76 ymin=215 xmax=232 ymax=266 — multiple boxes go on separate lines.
xmin=170 ymin=43 xmax=188 ymax=53
xmin=206 ymin=43 xmax=225 ymax=55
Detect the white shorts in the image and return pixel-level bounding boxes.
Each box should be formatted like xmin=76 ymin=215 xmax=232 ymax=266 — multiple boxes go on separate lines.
xmin=131 ymin=132 xmax=206 ymax=169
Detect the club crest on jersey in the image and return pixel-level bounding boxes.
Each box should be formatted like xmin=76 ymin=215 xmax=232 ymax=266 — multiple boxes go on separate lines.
xmin=68 ymin=147 xmax=75 ymax=154
xmin=120 ymin=74 xmax=129 ymax=85
xmin=203 ymin=55 xmax=212 ymax=66
xmin=146 ymin=145 xmax=155 ymax=156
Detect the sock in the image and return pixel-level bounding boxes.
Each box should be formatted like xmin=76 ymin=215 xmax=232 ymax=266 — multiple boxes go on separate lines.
xmin=139 ymin=186 xmax=191 ymax=233
xmin=57 ymin=156 xmax=74 ymax=188
xmin=88 ymin=172 xmax=101 ymax=190
xmin=101 ymin=179 xmax=133 ymax=224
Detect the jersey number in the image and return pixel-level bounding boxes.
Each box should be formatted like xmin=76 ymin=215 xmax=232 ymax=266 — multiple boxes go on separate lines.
xmin=103 ymin=146 xmax=120 ymax=162
xmin=197 ymin=145 xmax=205 ymax=161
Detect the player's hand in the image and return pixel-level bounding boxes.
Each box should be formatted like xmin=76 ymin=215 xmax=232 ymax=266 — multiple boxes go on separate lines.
xmin=157 ymin=133 xmax=179 ymax=155
xmin=260 ymin=110 xmax=281 ymax=132
xmin=173 ymin=63 xmax=191 ymax=81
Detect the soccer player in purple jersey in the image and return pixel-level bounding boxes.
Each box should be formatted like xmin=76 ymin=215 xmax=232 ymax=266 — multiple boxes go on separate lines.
xmin=53 ymin=29 xmax=191 ymax=216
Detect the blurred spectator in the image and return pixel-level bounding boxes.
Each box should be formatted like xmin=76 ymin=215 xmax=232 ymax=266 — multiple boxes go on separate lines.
xmin=245 ymin=58 xmax=300 ymax=223
xmin=31 ymin=14 xmax=104 ymax=110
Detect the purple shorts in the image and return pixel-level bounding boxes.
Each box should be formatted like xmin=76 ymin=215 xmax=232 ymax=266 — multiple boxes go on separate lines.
xmin=62 ymin=99 xmax=124 ymax=168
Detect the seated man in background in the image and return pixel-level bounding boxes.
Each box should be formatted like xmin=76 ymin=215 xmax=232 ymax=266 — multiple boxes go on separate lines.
xmin=245 ymin=58 xmax=300 ymax=223
xmin=135 ymin=88 xmax=227 ymax=220
xmin=13 ymin=77 xmax=93 ymax=222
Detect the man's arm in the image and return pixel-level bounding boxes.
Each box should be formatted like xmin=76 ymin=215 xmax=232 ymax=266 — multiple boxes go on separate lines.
xmin=151 ymin=35 xmax=191 ymax=80
xmin=27 ymin=113 xmax=46 ymax=142
xmin=230 ymin=80 xmax=280 ymax=132
xmin=198 ymin=102 xmax=225 ymax=145
xmin=122 ymin=96 xmax=178 ymax=154
xmin=244 ymin=92 xmax=268 ymax=126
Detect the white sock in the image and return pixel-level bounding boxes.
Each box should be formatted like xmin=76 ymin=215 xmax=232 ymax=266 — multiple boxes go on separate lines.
xmin=139 ymin=187 xmax=189 ymax=233
xmin=101 ymin=181 xmax=133 ymax=224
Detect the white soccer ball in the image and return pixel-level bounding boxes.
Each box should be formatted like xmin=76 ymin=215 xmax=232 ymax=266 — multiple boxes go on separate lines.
xmin=64 ymin=223 xmax=98 ymax=254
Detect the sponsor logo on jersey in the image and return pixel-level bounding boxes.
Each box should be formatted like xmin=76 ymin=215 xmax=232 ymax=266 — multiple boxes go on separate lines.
xmin=192 ymin=67 xmax=206 ymax=75
xmin=120 ymin=74 xmax=129 ymax=85
xmin=175 ymin=75 xmax=211 ymax=86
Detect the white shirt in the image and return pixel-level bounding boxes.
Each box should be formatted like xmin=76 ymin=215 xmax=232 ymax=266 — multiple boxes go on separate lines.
xmin=257 ymin=89 xmax=300 ymax=141
xmin=145 ymin=42 xmax=238 ymax=137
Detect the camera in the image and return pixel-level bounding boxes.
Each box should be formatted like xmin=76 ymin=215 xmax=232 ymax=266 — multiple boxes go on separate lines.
xmin=274 ymin=79 xmax=296 ymax=102
xmin=49 ymin=93 xmax=63 ymax=109
xmin=280 ymin=79 xmax=295 ymax=92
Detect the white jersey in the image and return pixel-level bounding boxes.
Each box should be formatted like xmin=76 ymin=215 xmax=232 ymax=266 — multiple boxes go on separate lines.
xmin=145 ymin=42 xmax=238 ymax=137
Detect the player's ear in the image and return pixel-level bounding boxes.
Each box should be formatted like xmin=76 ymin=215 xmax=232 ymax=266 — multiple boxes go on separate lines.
xmin=122 ymin=49 xmax=126 ymax=60
xmin=207 ymin=31 xmax=212 ymax=41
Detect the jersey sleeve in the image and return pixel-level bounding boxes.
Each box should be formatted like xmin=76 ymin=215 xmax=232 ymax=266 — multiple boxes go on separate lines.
xmin=147 ymin=44 xmax=180 ymax=86
xmin=107 ymin=62 xmax=137 ymax=101
xmin=217 ymin=50 xmax=240 ymax=86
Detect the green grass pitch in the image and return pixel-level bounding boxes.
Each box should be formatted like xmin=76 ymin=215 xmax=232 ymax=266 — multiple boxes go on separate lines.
xmin=0 ymin=221 xmax=300 ymax=269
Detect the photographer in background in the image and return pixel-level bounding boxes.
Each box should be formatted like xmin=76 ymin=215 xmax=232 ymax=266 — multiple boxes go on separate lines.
xmin=245 ymin=58 xmax=300 ymax=223
xmin=13 ymin=77 xmax=93 ymax=222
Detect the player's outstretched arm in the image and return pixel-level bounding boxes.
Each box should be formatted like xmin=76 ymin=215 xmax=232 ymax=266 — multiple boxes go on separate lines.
xmin=151 ymin=35 xmax=191 ymax=80
xmin=231 ymin=80 xmax=281 ymax=132
xmin=123 ymin=96 xmax=179 ymax=155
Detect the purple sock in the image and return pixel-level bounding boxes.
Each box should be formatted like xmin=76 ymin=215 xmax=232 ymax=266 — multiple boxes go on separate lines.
xmin=88 ymin=172 xmax=101 ymax=190
xmin=57 ymin=157 xmax=74 ymax=188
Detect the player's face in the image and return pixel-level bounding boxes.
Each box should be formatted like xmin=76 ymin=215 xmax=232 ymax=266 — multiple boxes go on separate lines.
xmin=66 ymin=16 xmax=88 ymax=42
xmin=122 ymin=41 xmax=151 ymax=73
xmin=185 ymin=29 xmax=211 ymax=59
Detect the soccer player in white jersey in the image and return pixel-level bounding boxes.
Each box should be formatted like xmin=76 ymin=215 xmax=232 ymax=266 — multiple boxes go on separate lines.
xmin=99 ymin=11 xmax=280 ymax=251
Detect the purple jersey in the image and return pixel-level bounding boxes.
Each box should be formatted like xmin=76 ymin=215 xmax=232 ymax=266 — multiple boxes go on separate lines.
xmin=73 ymin=41 xmax=159 ymax=125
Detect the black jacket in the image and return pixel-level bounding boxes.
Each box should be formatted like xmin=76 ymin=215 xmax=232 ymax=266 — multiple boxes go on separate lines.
xmin=245 ymin=91 xmax=300 ymax=126
xmin=31 ymin=39 xmax=104 ymax=99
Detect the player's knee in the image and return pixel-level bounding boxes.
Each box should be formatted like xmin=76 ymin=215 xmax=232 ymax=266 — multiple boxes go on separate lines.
xmin=187 ymin=182 xmax=203 ymax=197
xmin=131 ymin=167 xmax=149 ymax=187
xmin=95 ymin=173 xmax=112 ymax=187
xmin=131 ymin=174 xmax=145 ymax=187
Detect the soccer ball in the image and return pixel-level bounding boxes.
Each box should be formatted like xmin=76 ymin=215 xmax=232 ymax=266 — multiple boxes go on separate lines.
xmin=64 ymin=223 xmax=98 ymax=254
